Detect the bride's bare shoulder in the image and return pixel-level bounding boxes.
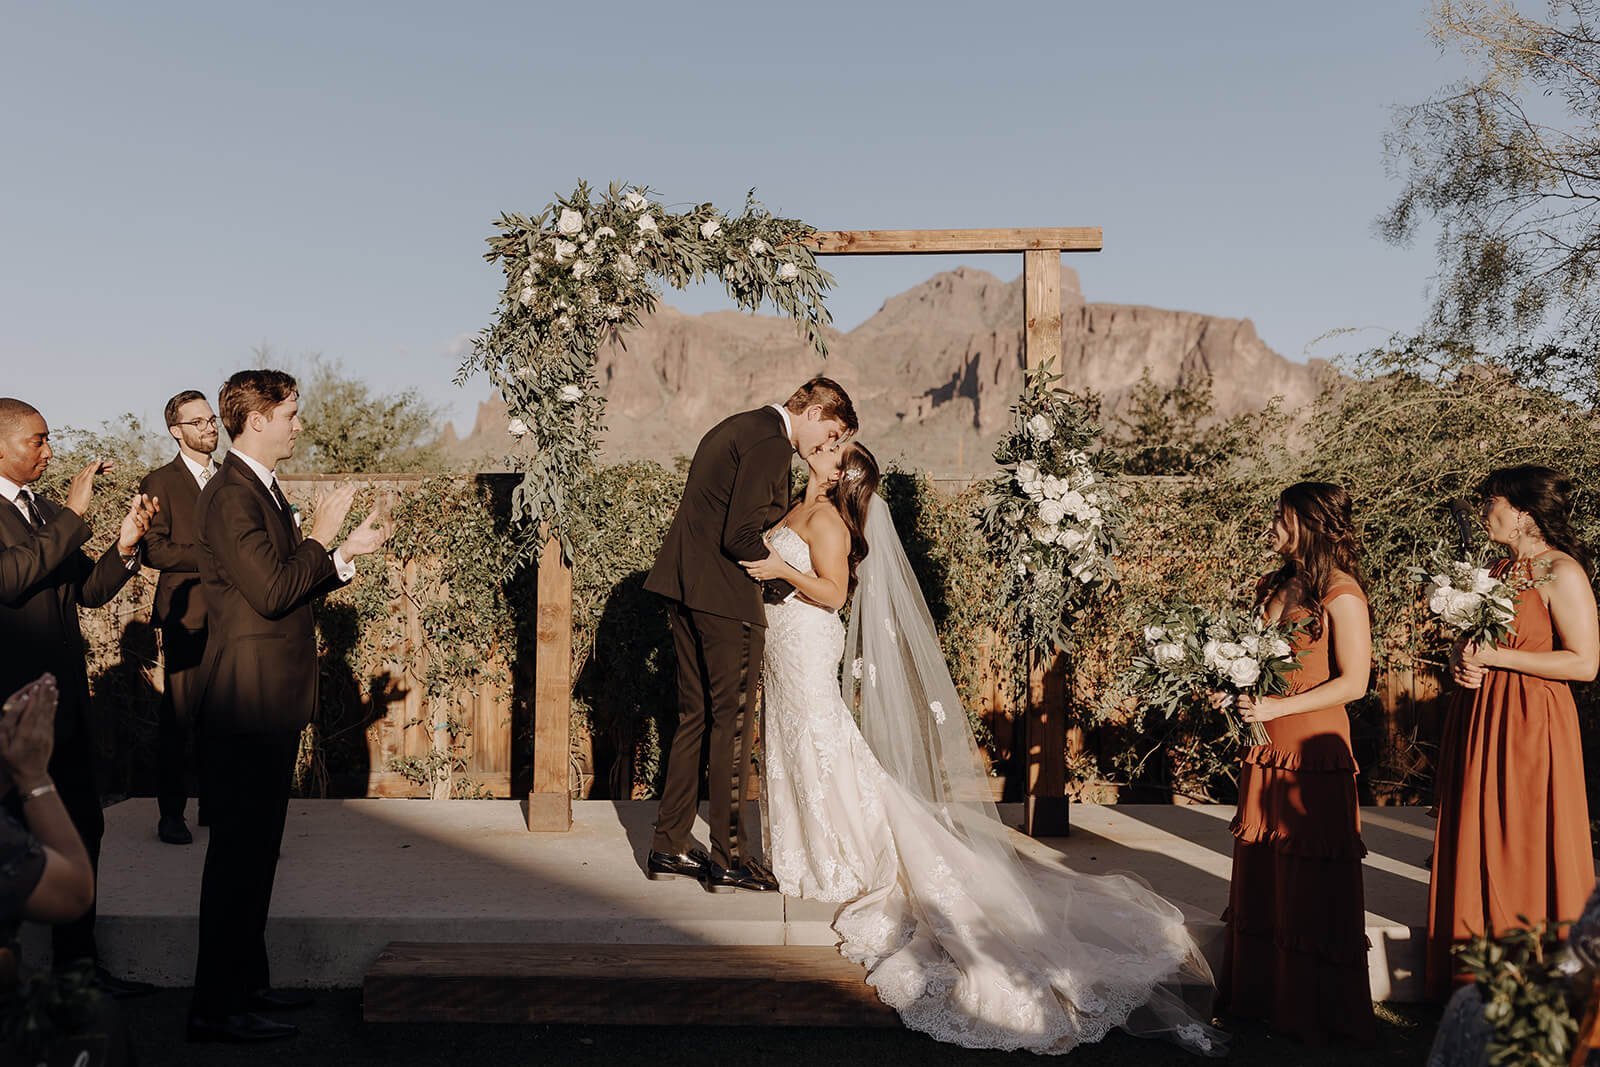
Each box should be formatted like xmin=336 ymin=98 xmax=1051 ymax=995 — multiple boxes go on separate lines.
xmin=794 ymin=502 xmax=848 ymax=542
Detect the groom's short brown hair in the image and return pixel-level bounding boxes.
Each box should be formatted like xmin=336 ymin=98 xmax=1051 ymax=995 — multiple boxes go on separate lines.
xmin=784 ymin=377 xmax=857 ymax=433
xmin=219 ymin=369 xmax=299 ymax=437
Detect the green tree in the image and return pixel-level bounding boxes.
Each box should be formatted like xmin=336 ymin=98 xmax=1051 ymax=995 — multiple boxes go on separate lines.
xmin=1381 ymin=0 xmax=1600 ymax=398
xmin=287 ymin=356 xmax=445 ymax=473
xmin=1108 ymin=370 xmax=1225 ymax=475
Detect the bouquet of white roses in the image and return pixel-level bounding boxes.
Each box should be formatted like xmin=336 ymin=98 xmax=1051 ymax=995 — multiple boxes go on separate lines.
xmin=1126 ymin=604 xmax=1302 ymax=745
xmin=1196 ymin=609 xmax=1303 ymax=746
xmin=1411 ymin=545 xmax=1544 ymax=650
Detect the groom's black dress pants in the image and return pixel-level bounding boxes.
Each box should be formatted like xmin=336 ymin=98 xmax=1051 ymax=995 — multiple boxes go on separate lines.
xmin=190 ymin=730 xmax=299 ymax=1018
xmin=652 ymin=604 xmax=763 ymax=870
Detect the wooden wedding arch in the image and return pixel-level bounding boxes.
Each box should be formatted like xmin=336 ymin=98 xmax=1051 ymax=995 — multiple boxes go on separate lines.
xmin=527 ymin=225 xmax=1103 ymax=837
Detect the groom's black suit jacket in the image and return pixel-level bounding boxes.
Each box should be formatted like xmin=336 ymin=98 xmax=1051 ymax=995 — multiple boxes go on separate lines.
xmin=193 ymin=452 xmax=342 ymax=735
xmin=645 ymin=407 xmax=793 ymax=626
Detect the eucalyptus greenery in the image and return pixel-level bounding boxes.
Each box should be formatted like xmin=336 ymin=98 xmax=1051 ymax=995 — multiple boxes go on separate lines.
xmin=1455 ymin=920 xmax=1584 ymax=1066
xmin=457 ymin=181 xmax=834 ymax=561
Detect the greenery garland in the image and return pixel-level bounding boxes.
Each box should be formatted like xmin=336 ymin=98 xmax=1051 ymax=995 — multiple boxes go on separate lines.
xmin=457 ymin=181 xmax=834 ymax=560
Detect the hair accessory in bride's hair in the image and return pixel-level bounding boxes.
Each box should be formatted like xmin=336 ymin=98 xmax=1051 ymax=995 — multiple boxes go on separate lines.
xmin=841 ymin=467 xmax=865 ymax=483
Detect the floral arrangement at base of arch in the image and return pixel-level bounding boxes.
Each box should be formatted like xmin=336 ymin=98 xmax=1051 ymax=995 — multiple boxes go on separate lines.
xmin=977 ymin=363 xmax=1124 ymax=659
xmin=457 ymin=181 xmax=834 ymax=560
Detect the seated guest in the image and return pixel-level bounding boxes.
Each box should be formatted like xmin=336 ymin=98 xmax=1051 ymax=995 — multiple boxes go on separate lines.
xmin=139 ymin=389 xmax=222 ymax=845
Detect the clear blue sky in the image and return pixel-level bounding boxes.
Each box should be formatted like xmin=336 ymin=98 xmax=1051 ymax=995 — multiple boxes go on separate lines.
xmin=1 ymin=1 xmax=1460 ymax=438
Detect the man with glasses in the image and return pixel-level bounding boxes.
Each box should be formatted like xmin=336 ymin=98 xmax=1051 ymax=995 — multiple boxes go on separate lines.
xmin=138 ymin=391 xmax=221 ymax=846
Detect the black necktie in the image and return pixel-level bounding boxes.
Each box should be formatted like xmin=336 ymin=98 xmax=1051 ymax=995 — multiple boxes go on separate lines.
xmin=16 ymin=490 xmax=43 ymax=529
xmin=269 ymin=479 xmax=291 ymax=513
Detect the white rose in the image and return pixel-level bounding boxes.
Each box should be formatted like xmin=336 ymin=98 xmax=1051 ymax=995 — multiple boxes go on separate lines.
xmin=557 ymin=208 xmax=584 ymax=235
xmin=624 ymin=191 xmax=649 ymax=212
xmin=1218 ymin=642 xmax=1248 ymax=662
xmin=1202 ymin=640 xmax=1223 ymax=669
xmin=593 ymin=226 xmax=616 ymax=239
xmin=748 ymin=238 xmax=769 ymax=255
xmin=1041 ymin=476 xmax=1067 ymax=501
xmin=1143 ymin=625 xmax=1167 ymax=644
xmin=559 ymin=385 xmax=584 ymax=403
xmin=1442 ymin=589 xmax=1483 ymax=629
xmin=1240 ymin=634 xmax=1261 ymax=655
xmin=582 ymin=239 xmax=597 ymax=255
xmin=1058 ymin=527 xmax=1088 ymax=551
xmin=1037 ymin=499 xmax=1067 ymax=526
xmin=1427 ymin=586 xmax=1454 ymax=617
xmin=618 ymin=254 xmax=638 ymax=278
xmin=1469 ymin=568 xmax=1498 ymax=594
xmin=630 ymin=240 xmax=645 ymax=254
xmin=637 ymin=214 xmax=658 ymax=233
xmin=1226 ymin=658 xmax=1261 ymax=689
xmin=518 ymin=287 xmax=535 ymax=306
xmin=700 ymin=219 xmax=721 ymax=239
xmin=776 ymin=262 xmax=799 ymax=282
xmin=1031 ymin=522 xmax=1059 ymax=546
xmin=507 ymin=418 xmax=529 ymax=438
xmin=572 ymin=260 xmax=592 ymax=279
xmin=1268 ymin=637 xmax=1293 ymax=659
xmin=1015 ymin=461 xmax=1039 ymax=486
xmin=1027 ymin=414 xmax=1054 ymax=441
xmin=1154 ymin=642 xmax=1185 ymax=666
xmin=1059 ymin=488 xmax=1085 ymax=513
xmin=1069 ymin=557 xmax=1097 ymax=581
xmin=553 ymin=239 xmax=577 ymax=262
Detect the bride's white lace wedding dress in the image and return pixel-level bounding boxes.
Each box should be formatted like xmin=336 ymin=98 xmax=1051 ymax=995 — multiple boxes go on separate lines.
xmin=759 ymin=516 xmax=1225 ymax=1056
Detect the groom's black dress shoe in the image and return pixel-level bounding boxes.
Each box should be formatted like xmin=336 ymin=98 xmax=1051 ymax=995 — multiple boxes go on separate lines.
xmin=701 ymin=860 xmax=778 ymax=893
xmin=249 ymin=987 xmax=316 ymax=1010
xmin=92 ymin=966 xmax=157 ymax=999
xmin=186 ymin=1012 xmax=299 ymax=1043
xmin=646 ymin=849 xmax=708 ymax=881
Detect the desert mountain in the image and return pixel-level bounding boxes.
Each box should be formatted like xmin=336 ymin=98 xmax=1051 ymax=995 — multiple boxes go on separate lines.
xmin=446 ymin=266 xmax=1328 ymax=475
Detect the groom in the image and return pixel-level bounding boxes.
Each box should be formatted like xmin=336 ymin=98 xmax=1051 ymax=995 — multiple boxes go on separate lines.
xmin=645 ymin=377 xmax=856 ymax=892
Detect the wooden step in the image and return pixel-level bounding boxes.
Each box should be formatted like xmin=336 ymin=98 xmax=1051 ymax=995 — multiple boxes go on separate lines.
xmin=363 ymin=942 xmax=901 ymax=1027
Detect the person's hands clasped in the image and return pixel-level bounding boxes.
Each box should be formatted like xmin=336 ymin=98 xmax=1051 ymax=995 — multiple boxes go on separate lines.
xmin=1207 ymin=690 xmax=1282 ymax=723
xmin=1450 ymin=639 xmax=1488 ymax=690
xmin=0 ymin=674 xmax=59 ymax=791
xmin=117 ymin=492 xmax=158 ymax=555
xmin=740 ymin=551 xmax=791 ymax=583
xmin=308 ymin=484 xmax=358 ymax=548
xmin=64 ymin=459 xmax=112 ymax=517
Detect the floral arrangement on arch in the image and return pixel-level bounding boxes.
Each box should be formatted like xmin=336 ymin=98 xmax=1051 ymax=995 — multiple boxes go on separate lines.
xmin=977 ymin=363 xmax=1124 ymax=659
xmin=457 ymin=181 xmax=834 ymax=560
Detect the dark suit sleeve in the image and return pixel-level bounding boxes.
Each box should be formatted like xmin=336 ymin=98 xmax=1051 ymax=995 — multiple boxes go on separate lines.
xmin=0 ymin=508 xmax=93 ymax=607
xmin=140 ymin=469 xmax=197 ymax=573
xmin=205 ymin=484 xmax=336 ymax=620
xmin=721 ymin=435 xmax=793 ymax=563
xmin=79 ymin=542 xmax=138 ymax=608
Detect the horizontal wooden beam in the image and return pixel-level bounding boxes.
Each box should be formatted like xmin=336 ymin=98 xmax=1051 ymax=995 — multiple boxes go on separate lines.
xmin=803 ymin=227 xmax=1101 ymax=256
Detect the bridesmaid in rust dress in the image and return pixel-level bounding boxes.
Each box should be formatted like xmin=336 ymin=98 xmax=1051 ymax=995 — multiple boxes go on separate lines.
xmin=1427 ymin=465 xmax=1597 ymax=1001
xmin=1215 ymin=481 xmax=1376 ymax=1043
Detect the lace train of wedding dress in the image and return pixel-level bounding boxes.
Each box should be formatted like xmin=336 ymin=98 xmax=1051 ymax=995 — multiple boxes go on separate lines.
xmin=759 ymin=521 xmax=1225 ymax=1056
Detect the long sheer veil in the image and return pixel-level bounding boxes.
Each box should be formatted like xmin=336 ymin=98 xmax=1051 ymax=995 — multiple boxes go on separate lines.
xmin=842 ymin=496 xmax=1227 ymax=1055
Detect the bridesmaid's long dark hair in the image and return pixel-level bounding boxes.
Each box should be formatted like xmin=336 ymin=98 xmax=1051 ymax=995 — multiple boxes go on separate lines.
xmin=1260 ymin=481 xmax=1367 ymax=639
xmin=829 ymin=443 xmax=880 ymax=596
xmin=1476 ymin=464 xmax=1592 ymax=575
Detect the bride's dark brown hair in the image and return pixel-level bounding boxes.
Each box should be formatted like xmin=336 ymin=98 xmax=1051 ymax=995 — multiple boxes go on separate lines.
xmin=828 ymin=443 xmax=880 ymax=595
xmin=1259 ymin=481 xmax=1367 ymax=639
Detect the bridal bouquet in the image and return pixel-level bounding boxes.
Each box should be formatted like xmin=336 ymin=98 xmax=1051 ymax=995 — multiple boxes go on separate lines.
xmin=978 ymin=363 xmax=1123 ymax=658
xmin=1411 ymin=545 xmax=1547 ymax=649
xmin=1127 ymin=605 xmax=1302 ymax=745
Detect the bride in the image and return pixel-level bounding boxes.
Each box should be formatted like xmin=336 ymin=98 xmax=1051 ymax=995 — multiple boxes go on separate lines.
xmin=739 ymin=440 xmax=1226 ymax=1057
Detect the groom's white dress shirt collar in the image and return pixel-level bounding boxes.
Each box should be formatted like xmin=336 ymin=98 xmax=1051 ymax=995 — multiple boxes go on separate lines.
xmin=180 ymin=452 xmax=218 ymax=487
xmin=0 ymin=474 xmax=34 ymax=522
xmin=230 ymin=449 xmax=356 ymax=579
xmin=769 ymin=404 xmax=793 ymax=443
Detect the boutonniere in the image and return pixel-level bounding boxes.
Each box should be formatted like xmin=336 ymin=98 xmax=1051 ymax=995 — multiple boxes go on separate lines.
xmin=289 ymin=503 xmax=302 ymax=529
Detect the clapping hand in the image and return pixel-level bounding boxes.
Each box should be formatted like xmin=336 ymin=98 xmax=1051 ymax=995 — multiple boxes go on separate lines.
xmin=64 ymin=459 xmax=113 ymax=517
xmin=0 ymin=674 xmax=58 ymax=791
xmin=308 ymin=484 xmax=358 ymax=548
xmin=339 ymin=494 xmax=391 ymax=559
xmin=117 ymin=492 xmax=158 ymax=555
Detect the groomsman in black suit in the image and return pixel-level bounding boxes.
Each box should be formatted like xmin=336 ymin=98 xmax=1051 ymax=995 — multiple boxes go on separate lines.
xmin=186 ymin=370 xmax=387 ymax=1044
xmin=644 ymin=377 xmax=855 ymax=892
xmin=138 ymin=390 xmax=221 ymax=846
xmin=0 ymin=397 xmax=158 ymax=994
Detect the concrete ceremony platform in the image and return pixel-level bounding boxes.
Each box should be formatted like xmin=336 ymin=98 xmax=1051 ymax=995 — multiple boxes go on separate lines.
xmin=24 ymin=799 xmax=1438 ymax=1003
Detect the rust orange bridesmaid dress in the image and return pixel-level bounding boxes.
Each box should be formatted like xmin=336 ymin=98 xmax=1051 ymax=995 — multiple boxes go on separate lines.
xmin=1426 ymin=558 xmax=1595 ymax=1001
xmin=1220 ymin=577 xmax=1376 ymax=1043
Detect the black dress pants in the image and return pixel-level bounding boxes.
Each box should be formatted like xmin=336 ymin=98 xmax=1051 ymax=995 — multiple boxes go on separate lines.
xmin=651 ymin=604 xmax=763 ymax=869
xmin=157 ymin=625 xmax=207 ymax=821
xmin=190 ymin=730 xmax=299 ymax=1018
xmin=49 ymin=727 xmax=103 ymax=968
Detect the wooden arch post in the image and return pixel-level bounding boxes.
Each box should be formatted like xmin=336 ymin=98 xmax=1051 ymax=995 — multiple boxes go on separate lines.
xmin=526 ymin=225 xmax=1102 ymax=834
